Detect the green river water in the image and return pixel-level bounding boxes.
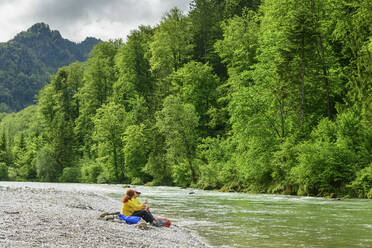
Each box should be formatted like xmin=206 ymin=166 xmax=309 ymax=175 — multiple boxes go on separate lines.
xmin=124 ymin=186 xmax=372 ymax=248
xmin=1 ymin=182 xmax=371 ymax=247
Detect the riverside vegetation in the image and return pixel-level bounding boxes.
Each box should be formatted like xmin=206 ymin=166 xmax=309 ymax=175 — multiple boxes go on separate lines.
xmin=0 ymin=0 xmax=371 ymax=199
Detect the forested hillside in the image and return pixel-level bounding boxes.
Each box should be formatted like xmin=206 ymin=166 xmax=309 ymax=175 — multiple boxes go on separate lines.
xmin=0 ymin=0 xmax=371 ymax=198
xmin=0 ymin=23 xmax=100 ymax=112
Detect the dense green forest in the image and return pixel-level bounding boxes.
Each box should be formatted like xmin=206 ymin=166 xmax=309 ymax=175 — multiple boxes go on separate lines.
xmin=0 ymin=0 xmax=371 ymax=198
xmin=0 ymin=23 xmax=100 ymax=112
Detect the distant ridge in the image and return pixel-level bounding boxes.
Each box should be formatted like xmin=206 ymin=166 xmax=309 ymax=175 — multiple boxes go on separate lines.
xmin=0 ymin=23 xmax=101 ymax=112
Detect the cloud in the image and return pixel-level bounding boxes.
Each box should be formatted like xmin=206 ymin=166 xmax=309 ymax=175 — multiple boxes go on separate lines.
xmin=0 ymin=0 xmax=191 ymax=42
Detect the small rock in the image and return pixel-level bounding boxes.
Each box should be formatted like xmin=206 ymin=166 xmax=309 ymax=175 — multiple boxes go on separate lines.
xmin=4 ymin=211 xmax=20 ymax=214
xmin=100 ymin=212 xmax=109 ymax=218
xmin=104 ymin=216 xmax=114 ymax=221
xmin=136 ymin=221 xmax=148 ymax=230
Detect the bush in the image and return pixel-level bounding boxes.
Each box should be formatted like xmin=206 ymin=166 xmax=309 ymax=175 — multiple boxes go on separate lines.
xmin=291 ymin=110 xmax=372 ymax=197
xmin=270 ymin=137 xmax=298 ymax=194
xmin=349 ymin=164 xmax=372 ymax=198
xmin=131 ymin=177 xmax=144 ymax=185
xmin=7 ymin=167 xmax=18 ymax=181
xmin=35 ymin=146 xmax=59 ymax=182
xmin=292 ymin=141 xmax=356 ymax=197
xmin=59 ymin=167 xmax=81 ymax=183
xmin=96 ymin=169 xmax=112 ymax=184
xmin=0 ymin=162 xmax=8 ymax=180
xmin=123 ymin=124 xmax=148 ymax=182
xmin=81 ymin=160 xmax=102 ymax=183
xmin=172 ymin=161 xmax=192 ymax=188
xmin=197 ymin=137 xmax=227 ymax=190
xmin=18 ymin=162 xmax=37 ymax=181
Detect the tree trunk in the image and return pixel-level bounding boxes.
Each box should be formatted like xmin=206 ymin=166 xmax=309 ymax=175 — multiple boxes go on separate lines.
xmin=300 ymin=31 xmax=305 ymax=130
xmin=319 ymin=36 xmax=333 ymax=120
xmin=279 ymin=98 xmax=285 ymax=139
xmin=113 ymin=146 xmax=119 ymax=182
xmin=189 ymin=161 xmax=197 ymax=184
xmin=310 ymin=0 xmax=332 ymax=120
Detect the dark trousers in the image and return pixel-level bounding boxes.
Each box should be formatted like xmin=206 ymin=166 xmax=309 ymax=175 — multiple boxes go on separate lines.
xmin=132 ymin=210 xmax=154 ymax=223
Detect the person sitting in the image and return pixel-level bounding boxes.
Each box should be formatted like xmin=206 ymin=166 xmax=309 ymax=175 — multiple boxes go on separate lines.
xmin=121 ymin=189 xmax=157 ymax=225
xmin=132 ymin=189 xmax=150 ymax=211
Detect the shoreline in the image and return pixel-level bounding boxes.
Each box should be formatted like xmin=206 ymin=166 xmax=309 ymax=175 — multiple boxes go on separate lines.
xmin=0 ymin=182 xmax=210 ymax=248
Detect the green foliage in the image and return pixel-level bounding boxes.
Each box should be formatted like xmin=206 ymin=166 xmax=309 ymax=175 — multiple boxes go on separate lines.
xmin=38 ymin=63 xmax=85 ymax=173
xmin=113 ymin=26 xmax=154 ymax=106
xmin=0 ymin=132 xmax=8 ymax=165
xmin=80 ymin=159 xmax=103 ymax=183
xmin=143 ymin=128 xmax=172 ymax=185
xmin=170 ymin=61 xmax=219 ymax=133
xmin=215 ymin=10 xmax=258 ymax=83
xmin=269 ymin=137 xmax=298 ymax=194
xmin=131 ymin=177 xmax=144 ymax=185
xmin=0 ymin=162 xmax=8 ymax=180
xmin=156 ymin=95 xmax=200 ymax=185
xmin=96 ymin=166 xmax=114 ymax=184
xmin=189 ymin=0 xmax=226 ymax=76
xmin=0 ymin=105 xmax=42 ymax=181
xmin=150 ymin=8 xmax=193 ymax=78
xmin=293 ymin=141 xmax=355 ymax=197
xmin=35 ymin=146 xmax=59 ymax=182
xmin=92 ymin=102 xmax=127 ymax=182
xmin=75 ymin=41 xmax=120 ymax=156
xmin=349 ymin=164 xmax=372 ymax=199
xmin=122 ymin=124 xmax=149 ymax=181
xmin=292 ymin=108 xmax=372 ymax=197
xmin=223 ymin=0 xmax=261 ymax=17
xmin=197 ymin=136 xmax=231 ymax=189
xmin=59 ymin=167 xmax=81 ymax=183
xmin=0 ymin=23 xmax=99 ymax=112
xmin=0 ymin=1 xmax=370 ymax=198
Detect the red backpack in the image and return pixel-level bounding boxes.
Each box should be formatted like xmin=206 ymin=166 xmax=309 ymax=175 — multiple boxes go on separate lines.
xmin=154 ymin=217 xmax=171 ymax=227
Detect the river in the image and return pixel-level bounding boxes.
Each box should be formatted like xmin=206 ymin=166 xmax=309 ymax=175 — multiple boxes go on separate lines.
xmin=1 ymin=182 xmax=371 ymax=247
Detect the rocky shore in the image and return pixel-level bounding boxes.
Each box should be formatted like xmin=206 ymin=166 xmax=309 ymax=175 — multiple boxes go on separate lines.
xmin=0 ymin=183 xmax=209 ymax=248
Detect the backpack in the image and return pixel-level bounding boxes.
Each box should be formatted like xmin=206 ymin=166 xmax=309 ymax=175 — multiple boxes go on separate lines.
xmin=119 ymin=214 xmax=141 ymax=224
xmin=154 ymin=217 xmax=171 ymax=227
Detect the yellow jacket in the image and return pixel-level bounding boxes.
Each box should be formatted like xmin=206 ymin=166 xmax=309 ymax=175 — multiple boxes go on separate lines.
xmin=121 ymin=198 xmax=145 ymax=216
xmin=132 ymin=197 xmax=141 ymax=205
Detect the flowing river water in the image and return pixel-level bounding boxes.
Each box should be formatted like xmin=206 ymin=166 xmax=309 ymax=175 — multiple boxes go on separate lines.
xmin=1 ymin=182 xmax=371 ymax=247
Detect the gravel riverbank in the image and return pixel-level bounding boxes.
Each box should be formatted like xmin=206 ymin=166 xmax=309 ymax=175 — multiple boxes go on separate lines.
xmin=0 ymin=183 xmax=210 ymax=248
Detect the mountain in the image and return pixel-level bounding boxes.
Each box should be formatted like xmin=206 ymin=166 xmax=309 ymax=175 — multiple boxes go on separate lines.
xmin=0 ymin=23 xmax=101 ymax=112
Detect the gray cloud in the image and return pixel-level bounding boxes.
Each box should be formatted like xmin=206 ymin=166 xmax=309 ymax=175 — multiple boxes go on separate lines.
xmin=0 ymin=0 xmax=191 ymax=42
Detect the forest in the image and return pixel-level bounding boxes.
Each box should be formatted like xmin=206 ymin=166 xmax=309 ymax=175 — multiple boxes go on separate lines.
xmin=0 ymin=0 xmax=371 ymax=198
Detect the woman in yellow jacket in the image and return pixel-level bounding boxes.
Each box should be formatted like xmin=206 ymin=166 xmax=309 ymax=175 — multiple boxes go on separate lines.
xmin=121 ymin=189 xmax=157 ymax=225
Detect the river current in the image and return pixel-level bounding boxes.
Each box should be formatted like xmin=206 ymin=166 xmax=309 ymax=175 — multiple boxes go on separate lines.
xmin=1 ymin=182 xmax=371 ymax=247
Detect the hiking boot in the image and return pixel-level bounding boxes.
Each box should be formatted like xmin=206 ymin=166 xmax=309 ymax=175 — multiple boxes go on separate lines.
xmin=151 ymin=219 xmax=161 ymax=227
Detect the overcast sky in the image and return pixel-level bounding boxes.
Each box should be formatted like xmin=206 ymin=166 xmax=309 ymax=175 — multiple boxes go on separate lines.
xmin=0 ymin=0 xmax=192 ymax=42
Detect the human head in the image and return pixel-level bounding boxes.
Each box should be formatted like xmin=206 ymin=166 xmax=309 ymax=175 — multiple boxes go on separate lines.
xmin=123 ymin=189 xmax=135 ymax=203
xmin=134 ymin=189 xmax=141 ymax=197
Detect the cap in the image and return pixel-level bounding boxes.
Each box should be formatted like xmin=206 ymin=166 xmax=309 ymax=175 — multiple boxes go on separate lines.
xmin=134 ymin=189 xmax=141 ymax=194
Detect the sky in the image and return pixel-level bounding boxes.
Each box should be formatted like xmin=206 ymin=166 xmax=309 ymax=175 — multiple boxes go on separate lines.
xmin=0 ymin=0 xmax=192 ymax=42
